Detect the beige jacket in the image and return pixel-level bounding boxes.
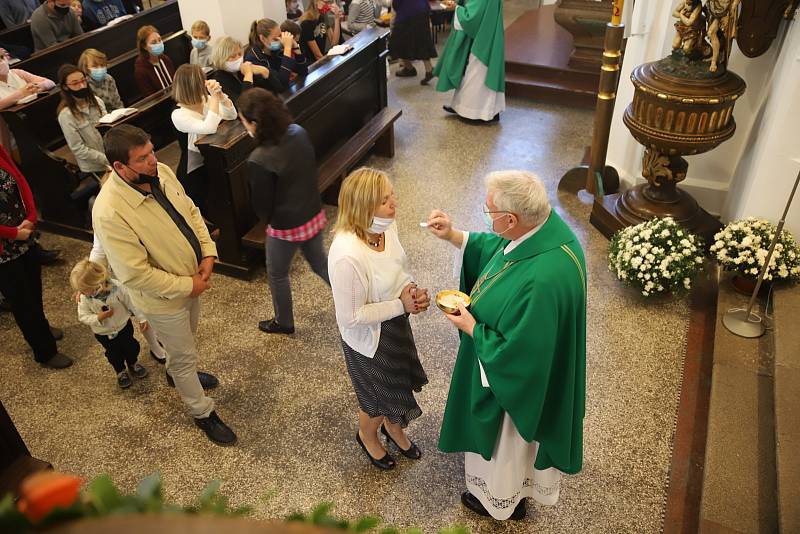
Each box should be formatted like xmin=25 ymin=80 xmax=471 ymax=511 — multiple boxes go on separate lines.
xmin=92 ymin=162 xmax=217 ymax=315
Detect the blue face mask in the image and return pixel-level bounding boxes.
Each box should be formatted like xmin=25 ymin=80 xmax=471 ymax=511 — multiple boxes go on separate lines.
xmin=149 ymin=42 xmax=165 ymax=56
xmin=483 ymin=208 xmax=511 ymax=236
xmin=191 ymin=38 xmax=207 ymax=50
xmin=89 ymin=67 xmax=107 ymax=82
xmin=269 ymin=40 xmax=283 ymax=52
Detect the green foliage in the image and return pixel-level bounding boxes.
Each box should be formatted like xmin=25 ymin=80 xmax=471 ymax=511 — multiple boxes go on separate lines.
xmin=286 ymin=502 xmax=470 ymax=533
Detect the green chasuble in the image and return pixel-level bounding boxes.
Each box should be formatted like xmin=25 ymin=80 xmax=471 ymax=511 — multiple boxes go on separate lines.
xmin=432 ymin=0 xmax=505 ymax=93
xmin=438 ymin=210 xmax=587 ymax=474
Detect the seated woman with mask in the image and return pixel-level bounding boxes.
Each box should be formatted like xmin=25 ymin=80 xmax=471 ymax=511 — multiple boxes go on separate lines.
xmin=211 ymin=36 xmax=280 ymax=105
xmin=78 ymin=48 xmax=123 ymax=111
xmin=134 ymin=25 xmax=175 ymax=97
xmin=244 ymin=18 xmax=307 ymax=93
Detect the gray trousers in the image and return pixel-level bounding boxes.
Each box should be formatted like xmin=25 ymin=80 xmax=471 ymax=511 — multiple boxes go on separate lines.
xmin=266 ymin=232 xmax=330 ymax=327
xmin=145 ymin=298 xmax=214 ymax=419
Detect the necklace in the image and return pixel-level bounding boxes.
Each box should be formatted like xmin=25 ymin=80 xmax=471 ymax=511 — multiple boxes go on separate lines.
xmin=365 ymin=233 xmax=383 ymax=248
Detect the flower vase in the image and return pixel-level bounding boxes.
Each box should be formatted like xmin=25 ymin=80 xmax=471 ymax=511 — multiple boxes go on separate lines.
xmin=731 ymin=274 xmax=771 ymax=297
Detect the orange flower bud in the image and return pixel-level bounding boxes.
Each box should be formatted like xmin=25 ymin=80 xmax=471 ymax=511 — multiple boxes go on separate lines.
xmin=16 ymin=471 xmax=82 ymax=524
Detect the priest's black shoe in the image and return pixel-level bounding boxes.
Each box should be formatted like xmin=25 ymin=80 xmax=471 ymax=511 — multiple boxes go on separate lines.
xmin=194 ymin=411 xmax=236 ymax=445
xmin=258 ymin=319 xmax=295 ymax=334
xmin=443 ymin=105 xmax=456 ymax=114
xmin=461 ymin=491 xmax=526 ymax=520
xmin=356 ymin=431 xmax=396 ymax=470
xmin=150 ymin=350 xmax=166 ymax=364
xmin=381 ymin=425 xmax=422 ymax=459
xmin=166 ymin=371 xmax=219 ymax=389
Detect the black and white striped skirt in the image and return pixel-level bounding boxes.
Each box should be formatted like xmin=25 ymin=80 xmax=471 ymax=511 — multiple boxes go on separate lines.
xmin=341 ymin=314 xmax=428 ymax=427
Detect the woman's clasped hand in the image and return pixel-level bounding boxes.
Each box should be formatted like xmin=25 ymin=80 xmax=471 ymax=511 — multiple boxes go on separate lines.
xmin=400 ymin=283 xmax=430 ymax=314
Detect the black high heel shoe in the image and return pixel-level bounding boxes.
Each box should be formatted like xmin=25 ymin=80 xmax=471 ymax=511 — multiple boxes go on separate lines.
xmin=356 ymin=431 xmax=396 ymax=470
xmin=381 ymin=425 xmax=422 ymax=460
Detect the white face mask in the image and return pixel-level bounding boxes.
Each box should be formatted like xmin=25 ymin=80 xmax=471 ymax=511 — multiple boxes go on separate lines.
xmin=224 ymin=57 xmax=243 ymax=73
xmin=368 ymin=216 xmax=394 ymax=234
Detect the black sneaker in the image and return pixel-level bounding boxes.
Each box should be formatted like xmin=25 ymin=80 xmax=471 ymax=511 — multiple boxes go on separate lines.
xmin=166 ymin=370 xmax=219 ymax=389
xmin=420 ymin=71 xmax=434 ymax=85
xmin=396 ymin=66 xmax=417 ymax=77
xmin=40 ymin=353 xmax=73 ymax=369
xmin=257 ymin=319 xmax=295 ymax=334
xmin=194 ymin=411 xmax=237 ymax=445
xmin=128 ymin=362 xmax=148 ymax=379
xmin=117 ymin=370 xmax=133 ymax=389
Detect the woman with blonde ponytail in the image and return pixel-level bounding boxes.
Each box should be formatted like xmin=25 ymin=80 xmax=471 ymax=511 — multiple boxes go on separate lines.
xmin=244 ymin=18 xmax=308 ymax=91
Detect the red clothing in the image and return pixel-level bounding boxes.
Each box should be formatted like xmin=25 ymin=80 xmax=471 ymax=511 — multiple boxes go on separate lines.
xmin=134 ymin=54 xmax=176 ymax=97
xmin=0 ymin=145 xmax=37 ymax=255
xmin=267 ymin=209 xmax=327 ymax=242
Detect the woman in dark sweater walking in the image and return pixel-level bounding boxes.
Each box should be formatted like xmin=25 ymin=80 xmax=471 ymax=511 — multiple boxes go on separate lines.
xmin=238 ymin=88 xmax=330 ymax=335
xmin=389 ymin=0 xmax=438 ymax=84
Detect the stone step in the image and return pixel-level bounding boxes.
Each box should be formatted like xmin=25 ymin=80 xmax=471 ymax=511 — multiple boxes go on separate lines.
xmin=699 ymin=273 xmax=778 ymax=533
xmin=772 ymin=284 xmax=800 ymax=534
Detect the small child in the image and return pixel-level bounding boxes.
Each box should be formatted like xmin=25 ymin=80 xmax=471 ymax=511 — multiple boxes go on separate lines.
xmin=189 ymin=20 xmax=214 ymax=68
xmin=70 ymin=259 xmax=148 ymax=389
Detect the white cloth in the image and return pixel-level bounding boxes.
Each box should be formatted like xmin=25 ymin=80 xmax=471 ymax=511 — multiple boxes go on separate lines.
xmin=77 ymin=279 xmax=143 ymax=337
xmin=465 ymin=413 xmax=562 ymax=520
xmin=450 ymin=53 xmax=505 ymax=121
xmin=328 ymin=222 xmax=413 ymax=357
xmin=171 ymin=100 xmax=236 ymax=173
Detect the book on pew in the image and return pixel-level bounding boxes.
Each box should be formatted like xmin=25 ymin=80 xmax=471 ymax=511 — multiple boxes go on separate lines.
xmin=327 ymin=44 xmax=353 ymax=57
xmin=16 ymin=94 xmax=38 ymax=105
xmin=98 ymin=107 xmax=138 ymax=124
xmin=106 ymin=14 xmax=134 ymax=27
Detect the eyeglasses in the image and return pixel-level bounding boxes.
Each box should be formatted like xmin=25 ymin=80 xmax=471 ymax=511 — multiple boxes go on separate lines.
xmin=482 ymin=204 xmax=511 ymax=215
xmin=65 ymin=76 xmax=87 ymax=88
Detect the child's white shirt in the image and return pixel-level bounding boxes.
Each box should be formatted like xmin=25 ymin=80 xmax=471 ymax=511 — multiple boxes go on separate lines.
xmin=77 ymin=279 xmax=144 ymax=337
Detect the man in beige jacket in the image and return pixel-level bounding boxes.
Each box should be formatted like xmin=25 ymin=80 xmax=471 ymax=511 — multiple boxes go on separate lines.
xmin=92 ymin=124 xmax=235 ymax=445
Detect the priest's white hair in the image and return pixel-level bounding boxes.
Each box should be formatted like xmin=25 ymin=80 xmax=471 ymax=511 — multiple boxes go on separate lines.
xmin=485 ymin=170 xmax=550 ymax=227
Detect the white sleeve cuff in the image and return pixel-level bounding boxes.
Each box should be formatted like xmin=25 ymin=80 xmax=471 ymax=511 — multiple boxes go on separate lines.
xmin=453 ymin=231 xmax=469 ymax=278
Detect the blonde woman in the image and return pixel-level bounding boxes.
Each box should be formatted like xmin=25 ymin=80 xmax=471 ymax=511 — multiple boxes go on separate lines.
xmin=170 ymin=63 xmax=236 ymax=210
xmin=78 ymin=48 xmax=123 ymax=111
xmin=211 ymin=36 xmax=279 ymax=105
xmin=328 ymin=167 xmax=430 ymax=470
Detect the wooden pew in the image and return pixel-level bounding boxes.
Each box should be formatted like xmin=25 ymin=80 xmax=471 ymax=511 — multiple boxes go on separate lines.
xmin=195 ymin=28 xmax=398 ymax=279
xmin=12 ymin=0 xmax=181 ymax=82
xmin=0 ymin=21 xmax=34 ymax=55
xmin=0 ymin=30 xmax=191 ymax=237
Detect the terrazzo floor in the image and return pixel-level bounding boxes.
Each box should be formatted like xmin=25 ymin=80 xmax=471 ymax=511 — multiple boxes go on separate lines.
xmin=0 ymin=9 xmax=693 ymax=534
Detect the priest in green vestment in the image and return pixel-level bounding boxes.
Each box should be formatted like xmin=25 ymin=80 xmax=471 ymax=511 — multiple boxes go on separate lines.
xmin=432 ymin=0 xmax=505 ymax=122
xmin=426 ymin=170 xmax=586 ymax=521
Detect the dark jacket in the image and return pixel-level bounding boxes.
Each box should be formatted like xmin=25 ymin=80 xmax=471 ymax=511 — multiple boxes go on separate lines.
xmin=246 ymin=123 xmax=321 ymax=230
xmin=211 ymin=69 xmax=281 ymax=106
xmin=243 ymin=45 xmax=308 ymax=93
xmin=134 ymin=54 xmax=175 ymax=97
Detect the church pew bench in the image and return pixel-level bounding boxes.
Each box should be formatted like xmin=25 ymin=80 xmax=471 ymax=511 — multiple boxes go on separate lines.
xmin=0 ymin=21 xmax=34 ymax=54
xmin=12 ymin=0 xmax=180 ymax=82
xmin=240 ymin=106 xmax=402 ymax=251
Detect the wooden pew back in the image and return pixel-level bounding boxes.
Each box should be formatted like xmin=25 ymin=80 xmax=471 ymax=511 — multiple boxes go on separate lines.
xmin=0 ymin=21 xmax=34 ymax=54
xmin=13 ymin=0 xmax=180 ymax=82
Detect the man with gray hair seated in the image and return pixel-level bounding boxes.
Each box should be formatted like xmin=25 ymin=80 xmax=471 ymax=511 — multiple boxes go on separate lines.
xmin=426 ymin=170 xmax=586 ymax=521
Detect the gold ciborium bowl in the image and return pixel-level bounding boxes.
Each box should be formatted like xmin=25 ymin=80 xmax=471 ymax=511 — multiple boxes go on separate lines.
xmin=436 ymin=290 xmax=471 ymax=315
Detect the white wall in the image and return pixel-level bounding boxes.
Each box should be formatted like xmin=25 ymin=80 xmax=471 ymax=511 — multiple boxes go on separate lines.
xmin=178 ymin=0 xmax=285 ymax=45
xmin=605 ymin=0 xmax=796 ymax=220
xmin=723 ymin=20 xmax=800 ymax=236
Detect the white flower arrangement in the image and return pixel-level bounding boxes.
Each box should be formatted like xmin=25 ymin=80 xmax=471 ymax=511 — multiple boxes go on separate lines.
xmin=709 ymin=217 xmax=800 ymax=282
xmin=608 ymin=217 xmax=705 ymax=297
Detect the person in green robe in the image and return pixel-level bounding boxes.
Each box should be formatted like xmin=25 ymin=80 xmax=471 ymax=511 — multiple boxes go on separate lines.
xmin=426 ymin=170 xmax=586 ymax=520
xmin=432 ymin=0 xmax=505 ymax=122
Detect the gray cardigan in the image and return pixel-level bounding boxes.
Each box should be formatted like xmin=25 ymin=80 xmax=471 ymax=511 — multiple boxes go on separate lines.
xmin=57 ymin=97 xmax=109 ymax=173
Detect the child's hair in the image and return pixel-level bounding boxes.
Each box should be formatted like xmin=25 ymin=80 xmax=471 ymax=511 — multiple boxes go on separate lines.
xmin=70 ymin=259 xmax=109 ymax=294
xmin=77 ymin=48 xmax=107 ymax=74
xmin=191 ymin=20 xmax=211 ymax=36
xmin=280 ymin=19 xmax=301 ymax=40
